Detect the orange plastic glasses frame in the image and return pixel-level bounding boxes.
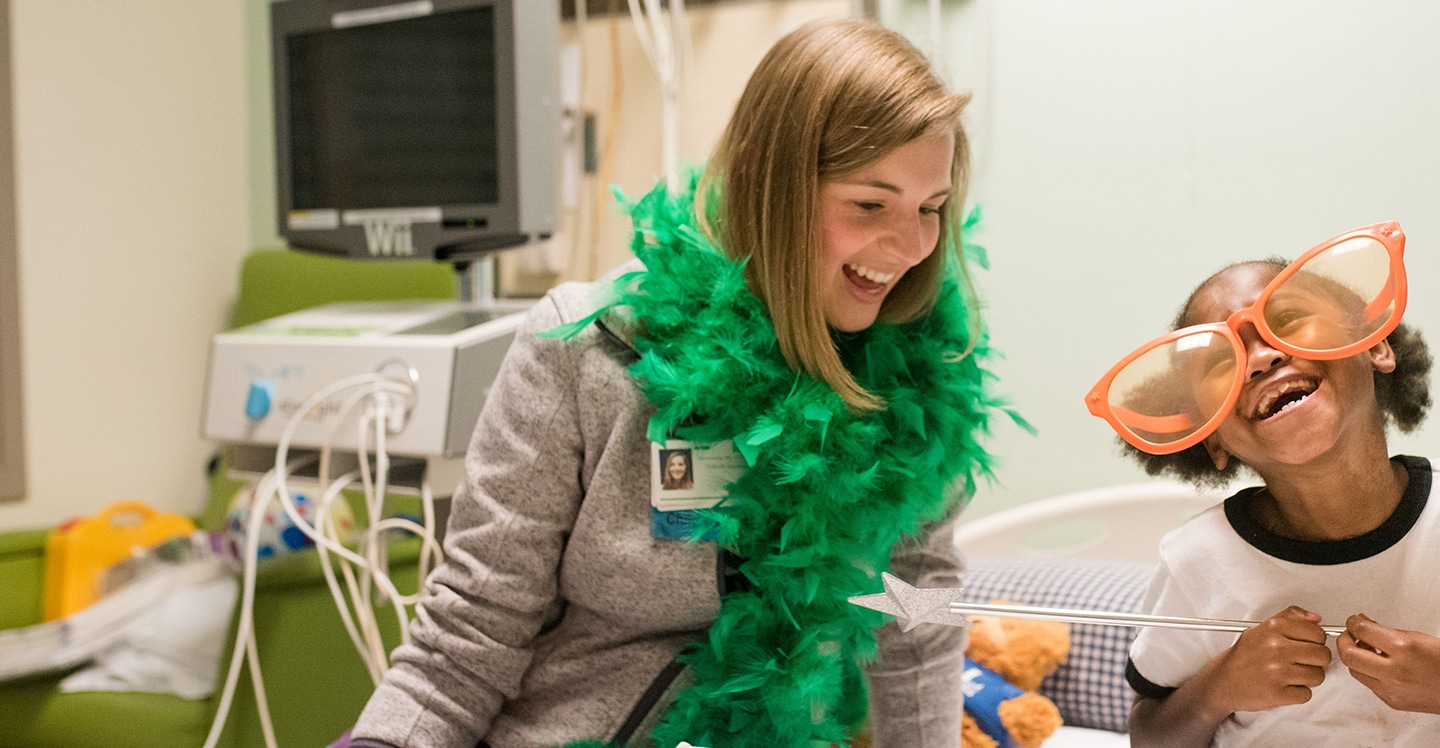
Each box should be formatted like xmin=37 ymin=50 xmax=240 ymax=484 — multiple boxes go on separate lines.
xmin=1085 ymin=221 xmax=1408 ymax=455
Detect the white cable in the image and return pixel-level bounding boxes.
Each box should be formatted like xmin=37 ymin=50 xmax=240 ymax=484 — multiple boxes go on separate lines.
xmin=645 ymin=0 xmax=680 ymax=194
xmin=298 ymin=386 xmax=413 ymax=660
xmin=205 ymin=370 xmax=440 ymax=746
xmin=350 ymin=401 xmax=411 ymax=661
xmin=313 ymin=470 xmax=383 ymax=682
xmin=625 ymin=0 xmax=685 ymax=194
xmin=624 ymin=0 xmax=658 ymax=70
xmin=411 ymin=481 xmax=443 ymax=602
xmin=277 ymin=379 xmax=423 ymax=654
xmin=204 ymin=458 xmax=310 ymax=748
xmin=575 ymin=0 xmax=588 ymax=76
xmin=315 ymin=469 xmax=388 ymax=682
xmin=273 ymin=378 xmax=412 ymax=563
xmin=245 ymin=628 xmax=277 ymax=748
xmin=657 ymin=1 xmax=680 ymax=195
xmin=672 ymin=0 xmax=692 ymax=91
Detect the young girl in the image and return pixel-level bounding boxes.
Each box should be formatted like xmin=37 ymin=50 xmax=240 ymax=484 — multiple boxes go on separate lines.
xmin=1086 ymin=222 xmax=1440 ymax=746
xmin=348 ymin=18 xmax=1006 ymax=748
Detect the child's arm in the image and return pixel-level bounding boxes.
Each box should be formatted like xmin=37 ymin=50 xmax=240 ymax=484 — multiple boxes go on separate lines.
xmin=1129 ymin=606 xmax=1331 ymax=748
xmin=1338 ymin=612 xmax=1440 ymax=714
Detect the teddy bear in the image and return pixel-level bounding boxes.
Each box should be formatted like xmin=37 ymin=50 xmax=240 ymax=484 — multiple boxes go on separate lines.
xmin=959 ymin=604 xmax=1070 ymax=748
xmin=848 ymin=604 xmax=1069 ymax=748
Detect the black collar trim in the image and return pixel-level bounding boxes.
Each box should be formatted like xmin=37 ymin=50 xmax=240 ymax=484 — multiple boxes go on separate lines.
xmin=1223 ymin=455 xmax=1431 ymax=565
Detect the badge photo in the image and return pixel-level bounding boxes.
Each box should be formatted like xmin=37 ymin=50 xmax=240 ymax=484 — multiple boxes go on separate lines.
xmin=650 ymin=439 xmax=745 ymax=512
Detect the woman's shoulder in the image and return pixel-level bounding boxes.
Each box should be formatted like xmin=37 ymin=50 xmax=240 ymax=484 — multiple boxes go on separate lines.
xmin=543 ymin=258 xmax=646 ymax=324
xmin=519 ymin=258 xmax=647 ymax=357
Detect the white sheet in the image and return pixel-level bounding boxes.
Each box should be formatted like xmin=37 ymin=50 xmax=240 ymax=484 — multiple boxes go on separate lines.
xmin=1043 ymin=725 xmax=1129 ymax=747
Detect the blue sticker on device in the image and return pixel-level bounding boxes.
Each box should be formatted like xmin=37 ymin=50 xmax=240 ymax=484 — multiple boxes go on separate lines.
xmin=962 ymin=657 xmax=1023 ymax=748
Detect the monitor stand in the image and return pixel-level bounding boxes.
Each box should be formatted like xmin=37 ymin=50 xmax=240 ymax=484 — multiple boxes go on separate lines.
xmin=455 ymin=255 xmax=499 ymax=305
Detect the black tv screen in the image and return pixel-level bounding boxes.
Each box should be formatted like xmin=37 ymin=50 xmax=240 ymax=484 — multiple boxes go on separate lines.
xmin=271 ymin=0 xmax=557 ymax=262
xmin=287 ymin=8 xmax=499 ymax=210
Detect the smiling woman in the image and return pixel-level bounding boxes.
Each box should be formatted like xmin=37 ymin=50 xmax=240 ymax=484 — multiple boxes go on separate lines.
xmin=346 ymin=17 xmax=1007 ymax=748
xmin=699 ymin=16 xmax=976 ymax=412
xmin=817 ymin=132 xmax=953 ymax=333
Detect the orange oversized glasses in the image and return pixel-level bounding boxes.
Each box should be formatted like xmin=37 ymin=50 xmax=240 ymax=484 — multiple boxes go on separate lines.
xmin=1085 ymin=221 xmax=1407 ymax=455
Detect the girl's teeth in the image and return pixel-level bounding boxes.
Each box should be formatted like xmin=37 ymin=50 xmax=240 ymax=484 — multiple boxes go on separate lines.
xmin=848 ymin=264 xmax=895 ymax=284
xmin=1280 ymin=394 xmax=1309 ymax=413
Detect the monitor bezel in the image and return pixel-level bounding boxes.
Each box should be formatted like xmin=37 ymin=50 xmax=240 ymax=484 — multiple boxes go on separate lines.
xmin=270 ymin=0 xmax=555 ymax=263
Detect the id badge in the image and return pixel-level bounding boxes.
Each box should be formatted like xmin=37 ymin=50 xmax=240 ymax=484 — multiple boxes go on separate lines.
xmin=649 ymin=439 xmax=745 ymax=541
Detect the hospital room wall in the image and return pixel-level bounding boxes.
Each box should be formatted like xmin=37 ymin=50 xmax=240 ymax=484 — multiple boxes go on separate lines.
xmin=929 ymin=0 xmax=1440 ymax=520
xmin=533 ymin=0 xmax=1440 ymax=521
xmin=0 ymin=2 xmax=249 ymax=531
xmin=6 ymin=2 xmax=1428 ymax=533
xmin=246 ymin=0 xmax=1440 ymax=526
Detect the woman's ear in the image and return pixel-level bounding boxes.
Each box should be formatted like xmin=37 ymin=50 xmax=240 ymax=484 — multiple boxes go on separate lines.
xmin=1203 ymin=437 xmax=1229 ymax=471
xmin=1369 ymin=338 xmax=1397 ymax=374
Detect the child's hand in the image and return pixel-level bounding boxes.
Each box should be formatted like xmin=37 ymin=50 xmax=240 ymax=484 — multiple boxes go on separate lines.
xmin=1209 ymin=606 xmax=1330 ymax=714
xmin=1337 ymin=613 xmax=1440 ymax=714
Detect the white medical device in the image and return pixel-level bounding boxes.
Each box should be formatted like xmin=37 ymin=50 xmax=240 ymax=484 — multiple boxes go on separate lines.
xmin=202 ymin=299 xmax=531 ymax=486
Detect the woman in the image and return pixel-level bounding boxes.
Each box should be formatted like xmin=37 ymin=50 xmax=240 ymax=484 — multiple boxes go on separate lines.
xmin=350 ymin=17 xmax=1005 ymax=748
xmin=1086 ymin=223 xmax=1440 ymax=746
xmin=660 ymin=451 xmax=693 ymax=491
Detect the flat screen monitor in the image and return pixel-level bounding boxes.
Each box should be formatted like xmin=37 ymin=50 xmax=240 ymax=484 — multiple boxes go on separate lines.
xmin=271 ymin=0 xmax=557 ymax=262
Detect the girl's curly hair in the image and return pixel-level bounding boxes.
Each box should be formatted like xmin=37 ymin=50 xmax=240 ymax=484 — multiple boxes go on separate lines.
xmin=1122 ymin=259 xmax=1432 ymax=488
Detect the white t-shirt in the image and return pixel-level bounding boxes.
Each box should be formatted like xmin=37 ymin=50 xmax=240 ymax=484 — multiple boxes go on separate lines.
xmin=1128 ymin=455 xmax=1440 ymax=747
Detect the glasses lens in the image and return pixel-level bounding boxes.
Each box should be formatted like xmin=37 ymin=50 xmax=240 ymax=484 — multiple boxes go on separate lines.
xmin=1108 ymin=330 xmax=1238 ymax=448
xmin=1264 ymin=237 xmax=1394 ymax=353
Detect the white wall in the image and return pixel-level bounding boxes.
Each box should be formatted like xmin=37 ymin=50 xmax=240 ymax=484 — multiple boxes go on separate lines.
xmin=8 ymin=0 xmax=1433 ymax=531
xmin=0 ymin=1 xmax=249 ymax=530
xmin=557 ymin=0 xmax=1440 ymax=520
xmin=920 ymin=0 xmax=1440 ymax=519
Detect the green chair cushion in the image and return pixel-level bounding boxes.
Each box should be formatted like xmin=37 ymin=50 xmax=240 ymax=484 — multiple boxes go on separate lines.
xmin=231 ymin=249 xmax=457 ymax=328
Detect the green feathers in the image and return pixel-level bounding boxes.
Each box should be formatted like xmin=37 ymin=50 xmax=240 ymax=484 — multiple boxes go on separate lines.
xmin=566 ymin=171 xmax=1004 ymax=748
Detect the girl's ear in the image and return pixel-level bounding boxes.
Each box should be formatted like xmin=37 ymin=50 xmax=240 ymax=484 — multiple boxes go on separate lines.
xmin=1203 ymin=437 xmax=1229 ymax=471
xmin=1369 ymin=338 xmax=1397 ymax=374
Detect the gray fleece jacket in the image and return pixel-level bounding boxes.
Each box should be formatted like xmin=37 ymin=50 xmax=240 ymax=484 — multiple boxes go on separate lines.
xmin=350 ymin=276 xmax=968 ymax=748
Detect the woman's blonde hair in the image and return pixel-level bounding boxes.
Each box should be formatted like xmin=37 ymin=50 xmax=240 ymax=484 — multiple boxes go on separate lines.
xmin=698 ymin=18 xmax=975 ymax=411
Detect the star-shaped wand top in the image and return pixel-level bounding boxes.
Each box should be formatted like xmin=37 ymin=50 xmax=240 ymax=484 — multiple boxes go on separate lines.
xmin=847 ymin=572 xmax=969 ymax=632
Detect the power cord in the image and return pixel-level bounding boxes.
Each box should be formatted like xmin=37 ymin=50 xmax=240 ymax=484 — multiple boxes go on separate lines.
xmin=203 ymin=371 xmax=442 ymax=748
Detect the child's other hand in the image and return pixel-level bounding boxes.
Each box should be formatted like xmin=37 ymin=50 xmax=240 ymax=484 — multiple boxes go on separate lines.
xmin=1338 ymin=613 xmax=1440 ymax=714
xmin=1211 ymin=606 xmax=1330 ymax=714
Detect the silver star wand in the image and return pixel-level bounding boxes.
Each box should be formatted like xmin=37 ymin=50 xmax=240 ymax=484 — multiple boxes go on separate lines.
xmin=848 ymin=572 xmax=1346 ymax=637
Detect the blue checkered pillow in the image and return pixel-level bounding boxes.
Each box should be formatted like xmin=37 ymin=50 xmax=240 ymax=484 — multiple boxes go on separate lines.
xmin=960 ymin=556 xmax=1156 ymax=733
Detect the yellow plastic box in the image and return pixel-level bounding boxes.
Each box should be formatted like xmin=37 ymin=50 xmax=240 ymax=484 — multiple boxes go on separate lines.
xmin=41 ymin=500 xmax=196 ymax=621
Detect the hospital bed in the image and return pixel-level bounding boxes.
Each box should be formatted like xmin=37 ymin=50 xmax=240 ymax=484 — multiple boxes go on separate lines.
xmin=954 ymin=482 xmax=1228 ymax=746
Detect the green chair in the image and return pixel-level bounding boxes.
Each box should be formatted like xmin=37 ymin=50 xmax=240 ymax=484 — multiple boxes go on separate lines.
xmin=0 ymin=249 xmax=456 ymax=747
xmin=228 ymin=248 xmax=459 ymax=329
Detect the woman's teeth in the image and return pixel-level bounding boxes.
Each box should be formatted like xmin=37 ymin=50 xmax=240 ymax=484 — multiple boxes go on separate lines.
xmin=846 ymin=263 xmax=896 ymax=284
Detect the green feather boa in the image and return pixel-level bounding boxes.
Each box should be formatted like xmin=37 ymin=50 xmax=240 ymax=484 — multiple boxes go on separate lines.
xmin=560 ymin=173 xmax=1005 ymax=748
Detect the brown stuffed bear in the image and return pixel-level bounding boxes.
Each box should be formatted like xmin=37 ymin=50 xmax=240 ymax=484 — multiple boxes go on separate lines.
xmin=959 ymin=604 xmax=1069 ymax=748
xmin=849 ymin=604 xmax=1068 ymax=748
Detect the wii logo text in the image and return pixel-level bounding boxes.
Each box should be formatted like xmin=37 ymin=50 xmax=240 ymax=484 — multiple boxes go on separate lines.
xmin=362 ymin=218 xmax=416 ymax=257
